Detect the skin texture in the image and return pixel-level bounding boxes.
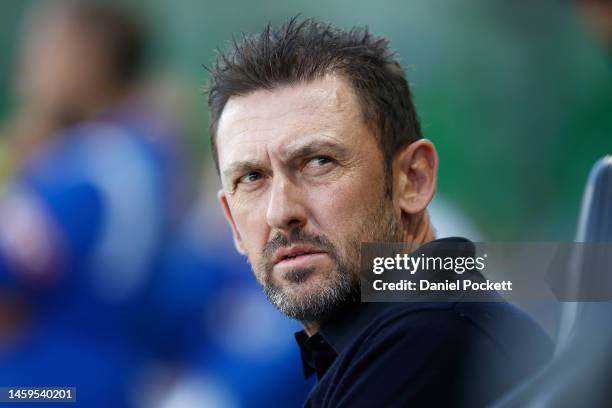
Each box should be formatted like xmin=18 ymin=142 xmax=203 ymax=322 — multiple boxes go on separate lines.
xmin=216 ymin=74 xmax=438 ymax=334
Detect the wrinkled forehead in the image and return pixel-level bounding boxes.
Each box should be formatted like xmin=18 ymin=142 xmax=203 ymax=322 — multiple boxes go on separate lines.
xmin=215 ymin=75 xmax=366 ymax=174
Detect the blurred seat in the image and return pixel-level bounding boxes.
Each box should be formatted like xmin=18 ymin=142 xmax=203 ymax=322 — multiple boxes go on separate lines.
xmin=493 ymin=156 xmax=612 ymax=407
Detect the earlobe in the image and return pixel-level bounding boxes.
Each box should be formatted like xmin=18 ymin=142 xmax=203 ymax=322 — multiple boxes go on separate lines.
xmin=218 ymin=190 xmax=247 ymax=255
xmin=395 ymin=139 xmax=438 ymax=215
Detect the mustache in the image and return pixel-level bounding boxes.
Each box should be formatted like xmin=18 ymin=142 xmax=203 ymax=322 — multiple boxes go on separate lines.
xmin=262 ymin=229 xmax=339 ymax=265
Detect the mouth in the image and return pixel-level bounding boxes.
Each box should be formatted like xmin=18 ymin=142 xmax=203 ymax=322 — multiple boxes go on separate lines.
xmin=272 ymin=245 xmax=328 ymax=269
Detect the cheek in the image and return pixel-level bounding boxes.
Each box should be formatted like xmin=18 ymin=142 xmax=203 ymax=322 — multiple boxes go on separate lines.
xmin=309 ymin=170 xmax=383 ymax=245
xmin=230 ymin=193 xmax=270 ymax=255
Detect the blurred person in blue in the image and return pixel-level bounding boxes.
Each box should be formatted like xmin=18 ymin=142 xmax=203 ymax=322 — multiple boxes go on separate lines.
xmin=0 ymin=2 xmax=312 ymax=407
xmin=0 ymin=2 xmax=188 ymax=406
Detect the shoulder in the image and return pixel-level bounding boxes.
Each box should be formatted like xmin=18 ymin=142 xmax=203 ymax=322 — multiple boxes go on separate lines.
xmin=364 ymin=301 xmax=552 ymax=367
xmin=313 ymin=303 xmax=552 ymax=407
xmin=367 ymin=302 xmax=554 ymax=389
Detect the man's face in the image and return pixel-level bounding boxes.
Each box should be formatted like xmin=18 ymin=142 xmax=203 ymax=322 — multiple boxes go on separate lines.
xmin=216 ymin=74 xmax=403 ymax=323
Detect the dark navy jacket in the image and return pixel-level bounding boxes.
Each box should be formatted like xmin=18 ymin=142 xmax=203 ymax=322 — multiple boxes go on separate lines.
xmin=295 ymin=239 xmax=553 ymax=407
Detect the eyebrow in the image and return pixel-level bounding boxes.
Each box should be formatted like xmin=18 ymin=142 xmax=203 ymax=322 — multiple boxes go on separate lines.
xmin=286 ymin=140 xmax=348 ymax=161
xmin=223 ymin=160 xmax=262 ymax=181
xmin=222 ymin=140 xmax=349 ymax=180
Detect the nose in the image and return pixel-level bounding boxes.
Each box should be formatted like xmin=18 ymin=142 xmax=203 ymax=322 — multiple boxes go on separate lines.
xmin=266 ymin=174 xmax=307 ymax=231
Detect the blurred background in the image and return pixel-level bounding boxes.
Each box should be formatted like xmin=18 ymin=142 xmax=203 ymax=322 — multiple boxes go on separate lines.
xmin=0 ymin=0 xmax=611 ymax=407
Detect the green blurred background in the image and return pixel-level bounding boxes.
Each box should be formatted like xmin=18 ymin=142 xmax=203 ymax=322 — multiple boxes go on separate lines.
xmin=1 ymin=0 xmax=611 ymax=240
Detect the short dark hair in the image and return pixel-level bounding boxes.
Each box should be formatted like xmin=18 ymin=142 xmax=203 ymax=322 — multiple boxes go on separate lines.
xmin=206 ymin=17 xmax=422 ymax=190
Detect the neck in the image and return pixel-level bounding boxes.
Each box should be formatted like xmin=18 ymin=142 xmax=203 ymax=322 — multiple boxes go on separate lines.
xmin=79 ymin=83 xmax=130 ymax=122
xmin=302 ymin=321 xmax=319 ymax=337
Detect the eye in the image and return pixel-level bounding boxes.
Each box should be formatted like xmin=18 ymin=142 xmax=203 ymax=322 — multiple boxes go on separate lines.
xmin=238 ymin=171 xmax=262 ymax=185
xmin=307 ymin=156 xmax=334 ymax=167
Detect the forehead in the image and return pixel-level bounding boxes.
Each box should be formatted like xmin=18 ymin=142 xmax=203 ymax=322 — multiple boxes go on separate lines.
xmin=216 ymin=75 xmax=367 ymax=174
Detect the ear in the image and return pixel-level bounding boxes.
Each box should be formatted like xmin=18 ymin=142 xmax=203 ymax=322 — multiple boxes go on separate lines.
xmin=218 ymin=189 xmax=247 ymax=255
xmin=393 ymin=139 xmax=438 ymax=216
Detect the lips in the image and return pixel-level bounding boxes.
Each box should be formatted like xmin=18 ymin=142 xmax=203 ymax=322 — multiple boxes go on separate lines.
xmin=272 ymin=245 xmax=327 ymax=266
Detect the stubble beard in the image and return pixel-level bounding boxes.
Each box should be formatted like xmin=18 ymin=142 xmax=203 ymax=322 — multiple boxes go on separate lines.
xmin=255 ymin=193 xmax=404 ymax=326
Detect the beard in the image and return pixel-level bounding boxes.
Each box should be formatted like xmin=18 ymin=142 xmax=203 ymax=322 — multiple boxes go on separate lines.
xmin=254 ymin=192 xmax=404 ymax=326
